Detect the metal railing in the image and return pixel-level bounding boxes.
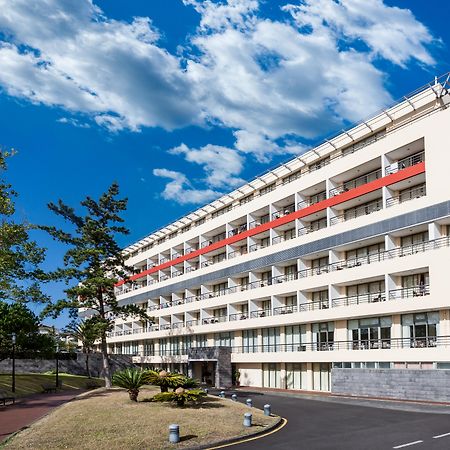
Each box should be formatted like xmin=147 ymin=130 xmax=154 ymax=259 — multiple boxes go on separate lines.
xmin=332 ymin=292 xmax=386 ymax=307
xmin=386 ymin=184 xmax=426 ymax=207
xmin=202 ymin=316 xmax=227 ymax=325
xmin=273 ymin=305 xmax=298 ymax=315
xmin=229 ymin=313 xmax=249 ymax=321
xmin=200 ymin=232 xmax=226 ymax=248
xmin=298 ymin=219 xmax=327 ymax=236
xmin=249 ymin=309 xmax=272 ymax=318
xmin=272 ymin=204 xmax=295 ymax=220
xmin=272 ymin=230 xmax=296 ymax=244
xmin=385 ymin=151 xmax=425 ymax=175
xmin=298 ymin=299 xmax=330 ymax=311
xmin=228 ymin=224 xmax=248 ymax=237
xmin=185 ymin=319 xmax=199 ymax=327
xmin=389 ymin=285 xmax=430 ymax=299
xmin=297 ymin=191 xmax=327 ymax=209
xmin=249 ymin=242 xmax=269 ymax=252
xmin=329 ymin=168 xmax=382 ymax=197
xmin=228 ymin=248 xmax=248 ymax=259
xmin=330 ymin=199 xmax=382 ymax=225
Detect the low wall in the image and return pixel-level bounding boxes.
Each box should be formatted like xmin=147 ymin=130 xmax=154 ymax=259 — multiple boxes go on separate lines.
xmin=0 ymin=353 xmax=134 ymax=377
xmin=332 ymin=368 xmax=450 ymax=402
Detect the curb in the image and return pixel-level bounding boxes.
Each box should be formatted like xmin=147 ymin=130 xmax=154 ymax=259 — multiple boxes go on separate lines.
xmin=195 ymin=416 xmax=285 ymax=450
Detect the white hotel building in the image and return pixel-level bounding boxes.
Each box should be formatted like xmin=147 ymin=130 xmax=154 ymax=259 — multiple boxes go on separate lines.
xmin=102 ymin=75 xmax=450 ymax=393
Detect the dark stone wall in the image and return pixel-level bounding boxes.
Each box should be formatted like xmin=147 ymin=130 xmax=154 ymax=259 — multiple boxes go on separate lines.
xmin=332 ymin=368 xmax=450 ymax=402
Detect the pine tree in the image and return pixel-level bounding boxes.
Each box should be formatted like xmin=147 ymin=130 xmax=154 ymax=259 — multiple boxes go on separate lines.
xmin=41 ymin=183 xmax=150 ymax=387
xmin=0 ymin=150 xmax=48 ymax=304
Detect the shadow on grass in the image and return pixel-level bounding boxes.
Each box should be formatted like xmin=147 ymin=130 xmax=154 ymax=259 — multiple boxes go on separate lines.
xmin=180 ymin=434 xmax=198 ymax=442
xmin=139 ymin=396 xmax=225 ymax=409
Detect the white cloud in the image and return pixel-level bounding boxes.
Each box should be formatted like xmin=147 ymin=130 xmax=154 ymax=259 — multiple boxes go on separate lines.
xmin=0 ymin=0 xmax=439 ymax=204
xmin=153 ymin=168 xmax=221 ymax=205
xmin=0 ymin=0 xmax=200 ymax=131
xmin=170 ymin=143 xmax=245 ymax=188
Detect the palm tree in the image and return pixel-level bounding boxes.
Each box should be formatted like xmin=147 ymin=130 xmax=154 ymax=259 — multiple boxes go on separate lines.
xmin=146 ymin=370 xmax=186 ymax=392
xmin=66 ymin=318 xmax=101 ymax=378
xmin=112 ymin=368 xmax=148 ymax=401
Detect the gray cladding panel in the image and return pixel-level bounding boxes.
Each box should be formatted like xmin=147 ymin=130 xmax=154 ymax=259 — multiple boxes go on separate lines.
xmin=122 ymin=201 xmax=450 ymax=305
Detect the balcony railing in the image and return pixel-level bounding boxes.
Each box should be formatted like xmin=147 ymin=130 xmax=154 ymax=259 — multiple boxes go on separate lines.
xmin=185 ymin=265 xmax=198 ymax=273
xmin=330 ymin=199 xmax=382 ymax=225
xmin=229 ymin=313 xmax=249 ymax=321
xmin=249 ymin=309 xmax=272 ymax=318
xmin=228 ymin=248 xmax=248 ymax=259
xmin=273 ymin=305 xmax=298 ymax=315
xmin=272 ymin=204 xmax=295 ymax=220
xmin=185 ymin=319 xmax=199 ymax=327
xmin=228 ymin=224 xmax=248 ymax=237
xmin=200 ymin=232 xmax=227 ymax=248
xmin=386 ymin=184 xmax=426 ymax=207
xmin=172 ymin=270 xmax=184 ymax=277
xmin=298 ymin=299 xmax=329 ymax=311
xmin=298 ymin=219 xmax=327 ymax=236
xmin=138 ymin=237 xmax=447 ymax=317
xmin=389 ymin=285 xmax=430 ymax=299
xmin=272 ymin=230 xmax=296 ymax=244
xmin=385 ymin=151 xmax=425 ymax=175
xmin=249 ymin=242 xmax=269 ymax=252
xmin=297 ymin=191 xmax=327 ymax=210
xmin=329 ymin=168 xmax=382 ymax=197
xmin=331 ymin=291 xmax=386 ymax=307
xmin=172 ymin=322 xmax=184 ymax=329
xmin=202 ymin=316 xmax=227 ymax=324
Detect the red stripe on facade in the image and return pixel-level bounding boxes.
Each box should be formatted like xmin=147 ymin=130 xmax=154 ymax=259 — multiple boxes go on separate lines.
xmin=116 ymin=162 xmax=425 ymax=286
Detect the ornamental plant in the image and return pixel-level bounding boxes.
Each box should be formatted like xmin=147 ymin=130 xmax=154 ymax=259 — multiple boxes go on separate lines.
xmin=152 ymin=387 xmax=206 ymax=407
xmin=146 ymin=370 xmax=186 ymax=392
xmin=112 ymin=368 xmax=148 ymax=402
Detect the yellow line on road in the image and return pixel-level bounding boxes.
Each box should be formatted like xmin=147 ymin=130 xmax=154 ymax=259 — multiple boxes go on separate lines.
xmin=206 ymin=417 xmax=288 ymax=449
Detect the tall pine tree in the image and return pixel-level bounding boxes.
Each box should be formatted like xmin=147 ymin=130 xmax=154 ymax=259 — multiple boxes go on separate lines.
xmin=0 ymin=150 xmax=48 ymax=305
xmin=41 ymin=183 xmax=150 ymax=387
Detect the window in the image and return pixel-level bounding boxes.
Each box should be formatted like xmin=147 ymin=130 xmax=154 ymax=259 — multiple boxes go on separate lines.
xmin=343 ymin=198 xmax=382 ymax=221
xmin=401 ymin=231 xmax=428 ymax=255
xmin=284 ymin=264 xmax=297 ymax=280
xmin=144 ymin=341 xmax=154 ymax=356
xmin=215 ymin=332 xmax=234 ymax=347
xmin=159 ymin=339 xmax=168 ymax=356
xmin=195 ymin=334 xmax=208 ymax=348
xmin=311 ymin=256 xmax=329 ymax=273
xmin=312 ymin=290 xmax=329 ymax=309
xmin=348 ymin=316 xmax=391 ymax=349
xmin=240 ymin=194 xmax=254 ymax=205
xmin=242 ymin=329 xmax=258 ymax=353
xmin=212 ymin=252 xmax=227 ymax=264
xmin=212 ymin=205 xmax=232 ymax=219
xmin=309 ymin=156 xmax=330 ymax=172
xmin=402 ymin=312 xmax=438 ymax=348
xmin=213 ymin=282 xmax=228 ymax=294
xmin=180 ymin=336 xmax=192 ymax=353
xmin=346 ymin=280 xmax=385 ymax=302
xmin=262 ymin=327 xmax=280 ymax=352
xmin=346 ymin=242 xmax=385 ymax=261
xmin=286 ymin=363 xmax=307 ymax=390
xmin=312 ymin=322 xmax=334 ymax=350
xmin=260 ymin=183 xmax=275 ymax=195
xmin=285 ymin=325 xmax=306 ymax=351
xmin=399 ymin=183 xmax=426 ymax=203
xmin=401 ymin=273 xmax=429 ymax=296
xmin=282 ymin=169 xmax=302 ymax=185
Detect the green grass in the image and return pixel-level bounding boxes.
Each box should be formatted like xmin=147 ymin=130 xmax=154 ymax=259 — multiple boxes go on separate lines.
xmin=0 ymin=373 xmax=104 ymax=397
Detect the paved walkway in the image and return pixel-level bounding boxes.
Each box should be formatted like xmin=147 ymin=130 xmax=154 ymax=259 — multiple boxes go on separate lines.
xmin=0 ymin=390 xmax=84 ymax=443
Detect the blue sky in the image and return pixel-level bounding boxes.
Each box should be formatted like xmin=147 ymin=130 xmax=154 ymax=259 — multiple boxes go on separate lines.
xmin=0 ymin=0 xmax=449 ymax=328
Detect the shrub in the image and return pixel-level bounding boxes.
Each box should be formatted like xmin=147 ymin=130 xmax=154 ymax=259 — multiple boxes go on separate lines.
xmin=145 ymin=370 xmax=186 ymax=392
xmin=152 ymin=388 xmax=206 ymax=407
xmin=112 ymin=368 xmax=148 ymax=402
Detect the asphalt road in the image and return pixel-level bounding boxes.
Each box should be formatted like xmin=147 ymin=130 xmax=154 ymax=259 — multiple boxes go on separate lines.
xmin=216 ymin=390 xmax=450 ymax=450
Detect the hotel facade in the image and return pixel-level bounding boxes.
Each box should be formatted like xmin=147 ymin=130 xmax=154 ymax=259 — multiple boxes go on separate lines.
xmin=99 ymin=75 xmax=450 ymax=393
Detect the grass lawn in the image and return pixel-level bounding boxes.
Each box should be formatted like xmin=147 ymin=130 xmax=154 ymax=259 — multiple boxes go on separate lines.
xmin=4 ymin=387 xmax=279 ymax=450
xmin=0 ymin=373 xmax=104 ymax=397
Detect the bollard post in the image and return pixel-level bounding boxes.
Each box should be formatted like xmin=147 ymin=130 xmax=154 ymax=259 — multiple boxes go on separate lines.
xmin=246 ymin=398 xmax=252 ymax=408
xmin=231 ymin=394 xmax=237 ymax=401
xmin=264 ymin=404 xmax=271 ymax=416
xmin=243 ymin=412 xmax=252 ymax=427
xmin=169 ymin=424 xmax=180 ymax=444
xmin=220 ymin=391 xmax=225 ymax=398
xmin=204 ymin=388 xmax=209 ymax=394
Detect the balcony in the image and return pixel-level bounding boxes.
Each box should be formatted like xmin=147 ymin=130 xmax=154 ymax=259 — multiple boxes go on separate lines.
xmin=386 ymin=184 xmax=426 ymax=207
xmin=331 ymin=291 xmax=386 ymax=307
xmin=228 ymin=224 xmax=248 ymax=237
xmin=297 ymin=191 xmax=327 ymax=210
xmin=202 ymin=316 xmax=227 ymax=325
xmin=329 ymin=168 xmax=382 ymax=197
xmin=389 ymin=285 xmax=430 ymax=300
xmin=249 ymin=309 xmax=272 ymax=318
xmin=228 ymin=248 xmax=247 ymax=259
xmin=272 ymin=229 xmax=296 ymax=245
xmin=172 ymin=322 xmax=184 ymax=329
xmin=298 ymin=299 xmax=329 ymax=311
xmin=273 ymin=305 xmax=298 ymax=315
xmin=272 ymin=204 xmax=295 ymax=220
xmin=298 ymin=218 xmax=327 ymax=236
xmin=330 ymin=198 xmax=382 ymax=225
xmin=185 ymin=319 xmax=199 ymax=327
xmin=200 ymin=232 xmax=226 ymax=248
xmin=229 ymin=313 xmax=249 ymax=321
xmin=249 ymin=241 xmax=269 ymax=252
xmin=385 ymin=151 xmax=425 ymax=175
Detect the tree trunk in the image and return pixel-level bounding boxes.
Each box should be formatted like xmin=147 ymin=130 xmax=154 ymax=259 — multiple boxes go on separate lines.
xmin=85 ymin=350 xmax=91 ymax=379
xmin=100 ymin=332 xmax=112 ymax=388
xmin=128 ymin=389 xmax=139 ymax=402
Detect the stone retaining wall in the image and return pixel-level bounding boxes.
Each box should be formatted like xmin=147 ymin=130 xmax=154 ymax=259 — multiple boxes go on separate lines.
xmin=0 ymin=353 xmax=134 ymax=377
xmin=332 ymin=368 xmax=450 ymax=402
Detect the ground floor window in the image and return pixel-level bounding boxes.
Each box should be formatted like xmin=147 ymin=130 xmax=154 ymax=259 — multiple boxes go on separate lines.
xmin=285 ymin=363 xmax=307 ymax=390
xmin=262 ymin=363 xmax=280 ymax=388
xmin=143 ymin=341 xmax=154 ymax=356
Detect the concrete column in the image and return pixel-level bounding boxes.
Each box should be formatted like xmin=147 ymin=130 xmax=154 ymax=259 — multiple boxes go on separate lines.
xmin=305 ymin=362 xmax=314 ymax=391
xmin=391 ymin=314 xmax=402 ymax=339
xmin=334 ymin=320 xmax=347 ymax=342
xmin=428 ymin=222 xmax=442 ymax=241
xmin=439 ymin=310 xmax=450 ymax=335
xmin=280 ymin=362 xmax=287 ymax=389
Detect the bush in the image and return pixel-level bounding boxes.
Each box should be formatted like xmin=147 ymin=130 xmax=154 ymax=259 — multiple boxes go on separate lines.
xmin=145 ymin=370 xmax=186 ymax=392
xmin=152 ymin=388 xmax=206 ymax=407
xmin=112 ymin=368 xmax=148 ymax=402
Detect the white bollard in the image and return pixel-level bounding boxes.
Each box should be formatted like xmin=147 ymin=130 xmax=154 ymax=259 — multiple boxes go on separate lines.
xmin=243 ymin=412 xmax=252 ymax=427
xmin=246 ymin=398 xmax=252 ymax=407
xmin=169 ymin=424 xmax=180 ymax=444
xmin=264 ymin=404 xmax=271 ymax=416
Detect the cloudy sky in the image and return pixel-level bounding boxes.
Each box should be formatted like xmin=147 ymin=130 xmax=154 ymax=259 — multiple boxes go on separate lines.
xmin=0 ymin=0 xmax=448 ymax=325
